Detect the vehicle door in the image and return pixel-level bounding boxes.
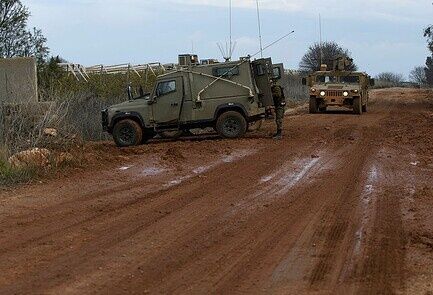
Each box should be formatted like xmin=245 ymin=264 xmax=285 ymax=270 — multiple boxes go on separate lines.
xmin=152 ymin=76 xmax=184 ymax=126
xmin=252 ymin=58 xmax=274 ymax=107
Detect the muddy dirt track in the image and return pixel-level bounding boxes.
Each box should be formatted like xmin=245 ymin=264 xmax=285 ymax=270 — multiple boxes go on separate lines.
xmin=0 ymin=88 xmax=433 ymax=294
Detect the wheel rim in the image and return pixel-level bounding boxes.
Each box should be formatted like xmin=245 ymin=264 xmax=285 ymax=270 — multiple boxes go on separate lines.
xmin=119 ymin=126 xmax=135 ymax=144
xmin=223 ymin=118 xmax=240 ymax=137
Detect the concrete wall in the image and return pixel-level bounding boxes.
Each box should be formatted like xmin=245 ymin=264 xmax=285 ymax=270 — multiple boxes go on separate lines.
xmin=0 ymin=57 xmax=38 ymax=105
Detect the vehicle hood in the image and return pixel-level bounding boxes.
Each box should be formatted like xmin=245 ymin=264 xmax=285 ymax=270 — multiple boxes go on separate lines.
xmin=108 ymin=98 xmax=148 ymax=112
xmin=313 ymin=84 xmax=360 ymax=91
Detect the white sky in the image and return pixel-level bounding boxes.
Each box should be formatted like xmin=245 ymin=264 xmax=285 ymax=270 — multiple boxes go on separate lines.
xmin=25 ymin=0 xmax=433 ymax=77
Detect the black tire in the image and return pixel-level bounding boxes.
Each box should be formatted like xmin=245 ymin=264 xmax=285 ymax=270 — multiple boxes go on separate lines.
xmin=112 ymin=119 xmax=143 ymax=147
xmin=309 ymin=98 xmax=318 ymax=114
xmin=319 ymin=106 xmax=327 ymax=113
xmin=353 ymin=97 xmax=362 ymax=115
xmin=362 ymin=104 xmax=368 ymax=113
xmin=216 ymin=111 xmax=247 ymax=138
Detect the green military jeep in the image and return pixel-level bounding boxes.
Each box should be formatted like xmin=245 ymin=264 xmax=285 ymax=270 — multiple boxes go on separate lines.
xmin=102 ymin=55 xmax=278 ymax=147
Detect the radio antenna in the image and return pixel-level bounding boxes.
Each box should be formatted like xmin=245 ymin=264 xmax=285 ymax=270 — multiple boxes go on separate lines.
xmin=256 ymin=0 xmax=264 ymax=58
xmin=217 ymin=0 xmax=236 ymax=61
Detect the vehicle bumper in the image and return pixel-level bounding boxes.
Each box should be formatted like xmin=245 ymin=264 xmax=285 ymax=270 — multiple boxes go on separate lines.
xmin=101 ymin=110 xmax=111 ymax=133
xmin=312 ymin=96 xmax=355 ymax=107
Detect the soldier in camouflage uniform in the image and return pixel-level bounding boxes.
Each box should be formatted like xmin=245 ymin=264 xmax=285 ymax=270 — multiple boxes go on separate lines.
xmin=271 ymin=79 xmax=286 ymax=140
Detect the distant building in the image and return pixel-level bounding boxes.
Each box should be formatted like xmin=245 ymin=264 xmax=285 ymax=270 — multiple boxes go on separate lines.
xmin=0 ymin=57 xmax=38 ymax=105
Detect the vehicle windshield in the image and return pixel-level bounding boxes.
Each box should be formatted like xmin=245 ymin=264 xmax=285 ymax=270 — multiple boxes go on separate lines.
xmin=316 ymin=75 xmax=338 ymax=84
xmin=340 ymin=75 xmax=360 ymax=84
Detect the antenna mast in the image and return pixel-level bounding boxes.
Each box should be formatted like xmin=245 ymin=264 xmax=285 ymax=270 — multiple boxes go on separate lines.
xmin=218 ymin=0 xmax=236 ymax=62
xmin=256 ymin=0 xmax=264 ymax=58
xmin=229 ymin=0 xmax=232 ymax=56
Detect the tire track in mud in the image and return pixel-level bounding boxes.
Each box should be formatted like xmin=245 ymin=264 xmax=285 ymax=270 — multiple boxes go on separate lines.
xmin=353 ymin=151 xmax=408 ymax=295
xmin=104 ymin=142 xmax=360 ymax=294
xmin=0 ymin=149 xmax=255 ymax=250
xmin=0 ymin=149 xmax=259 ymax=290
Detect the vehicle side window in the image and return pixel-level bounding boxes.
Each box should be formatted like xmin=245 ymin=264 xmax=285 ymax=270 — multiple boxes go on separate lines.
xmin=156 ymin=80 xmax=176 ymax=97
xmin=213 ymin=66 xmax=240 ymax=78
xmin=273 ymin=67 xmax=281 ymax=79
xmin=255 ymin=64 xmax=265 ymax=76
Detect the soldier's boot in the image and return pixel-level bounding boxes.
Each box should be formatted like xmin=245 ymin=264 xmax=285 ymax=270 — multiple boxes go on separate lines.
xmin=273 ymin=129 xmax=282 ymax=140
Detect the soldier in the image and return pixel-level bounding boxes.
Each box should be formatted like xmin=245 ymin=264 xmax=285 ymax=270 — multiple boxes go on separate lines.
xmin=271 ymin=79 xmax=286 ymax=140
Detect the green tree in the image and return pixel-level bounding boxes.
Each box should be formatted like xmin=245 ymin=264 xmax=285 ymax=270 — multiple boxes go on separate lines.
xmin=299 ymin=41 xmax=357 ymax=73
xmin=0 ymin=0 xmax=49 ymax=63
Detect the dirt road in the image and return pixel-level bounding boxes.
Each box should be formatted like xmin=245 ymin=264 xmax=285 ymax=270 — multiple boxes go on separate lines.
xmin=0 ymin=88 xmax=432 ymax=294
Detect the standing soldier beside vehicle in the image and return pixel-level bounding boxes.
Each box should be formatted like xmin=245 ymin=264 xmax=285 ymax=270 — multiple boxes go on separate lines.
xmin=271 ymin=79 xmax=286 ymax=140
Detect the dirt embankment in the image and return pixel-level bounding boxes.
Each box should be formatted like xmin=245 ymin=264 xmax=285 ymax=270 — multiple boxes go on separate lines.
xmin=0 ymin=88 xmax=432 ymax=294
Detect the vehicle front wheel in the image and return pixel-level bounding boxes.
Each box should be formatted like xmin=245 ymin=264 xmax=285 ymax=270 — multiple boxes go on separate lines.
xmin=216 ymin=111 xmax=247 ymax=138
xmin=353 ymin=97 xmax=362 ymax=115
xmin=309 ymin=98 xmax=318 ymax=114
xmin=113 ymin=119 xmax=143 ymax=147
xmin=362 ymin=104 xmax=368 ymax=113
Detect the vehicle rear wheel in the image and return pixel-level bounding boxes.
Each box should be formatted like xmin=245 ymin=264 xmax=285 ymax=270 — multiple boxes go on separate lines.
xmin=113 ymin=119 xmax=143 ymax=147
xmin=216 ymin=111 xmax=247 ymax=138
xmin=353 ymin=97 xmax=362 ymax=115
xmin=309 ymin=98 xmax=318 ymax=114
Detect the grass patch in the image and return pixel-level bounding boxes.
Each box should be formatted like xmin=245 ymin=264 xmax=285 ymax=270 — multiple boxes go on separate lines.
xmin=0 ymin=159 xmax=36 ymax=187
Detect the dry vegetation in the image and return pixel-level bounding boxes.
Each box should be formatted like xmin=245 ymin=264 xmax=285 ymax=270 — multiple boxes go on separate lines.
xmin=0 ymin=70 xmax=158 ymax=185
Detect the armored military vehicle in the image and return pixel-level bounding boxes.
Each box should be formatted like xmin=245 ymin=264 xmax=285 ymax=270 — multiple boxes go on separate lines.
xmin=102 ymin=55 xmax=277 ymax=147
xmin=303 ymin=57 xmax=374 ymax=115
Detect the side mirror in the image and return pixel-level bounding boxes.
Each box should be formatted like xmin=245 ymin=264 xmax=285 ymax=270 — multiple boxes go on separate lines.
xmin=301 ymin=78 xmax=307 ymax=86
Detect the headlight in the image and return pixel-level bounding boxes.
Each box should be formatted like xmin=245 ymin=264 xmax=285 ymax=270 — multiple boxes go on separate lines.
xmin=352 ymin=89 xmax=359 ymax=93
xmin=343 ymin=91 xmax=349 ymax=97
xmin=320 ymin=91 xmax=326 ymax=96
xmin=311 ymin=88 xmax=316 ymax=92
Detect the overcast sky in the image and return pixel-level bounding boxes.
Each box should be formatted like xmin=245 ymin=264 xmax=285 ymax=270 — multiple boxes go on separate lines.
xmin=25 ymin=0 xmax=433 ymax=77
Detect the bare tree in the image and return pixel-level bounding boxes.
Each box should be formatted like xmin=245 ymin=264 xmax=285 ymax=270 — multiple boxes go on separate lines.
xmin=0 ymin=0 xmax=48 ymax=63
xmin=409 ymin=66 xmax=426 ymax=85
xmin=375 ymin=72 xmax=404 ymax=87
xmin=299 ymin=41 xmax=357 ymax=73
